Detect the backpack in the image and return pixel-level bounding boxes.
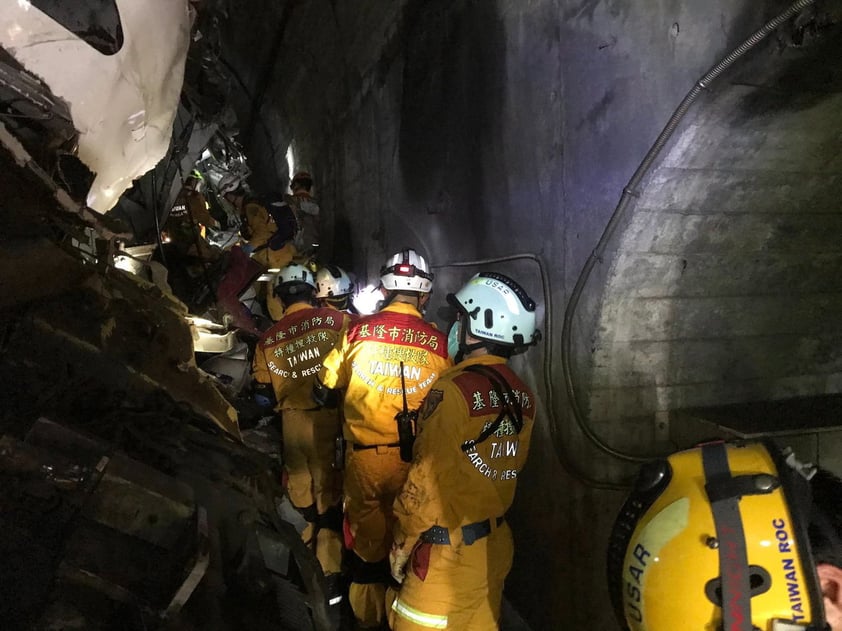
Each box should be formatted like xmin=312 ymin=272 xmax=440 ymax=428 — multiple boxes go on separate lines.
xmin=245 ymin=193 xmax=299 ymax=251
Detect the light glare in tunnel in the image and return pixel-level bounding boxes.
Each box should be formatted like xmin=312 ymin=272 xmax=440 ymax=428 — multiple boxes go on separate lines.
xmin=286 ymin=142 xmax=295 ymax=182
xmin=354 ymin=284 xmax=382 ymax=315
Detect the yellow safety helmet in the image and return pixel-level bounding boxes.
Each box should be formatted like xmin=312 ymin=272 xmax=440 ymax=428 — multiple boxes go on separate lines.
xmin=607 ymin=440 xmax=829 ymax=631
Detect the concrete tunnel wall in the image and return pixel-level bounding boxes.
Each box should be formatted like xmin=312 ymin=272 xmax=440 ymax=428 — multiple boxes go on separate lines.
xmin=219 ymin=1 xmax=842 ymax=628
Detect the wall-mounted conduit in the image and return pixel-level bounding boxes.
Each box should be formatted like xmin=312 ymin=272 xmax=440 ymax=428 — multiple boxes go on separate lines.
xmin=559 ymin=0 xmax=817 ymax=472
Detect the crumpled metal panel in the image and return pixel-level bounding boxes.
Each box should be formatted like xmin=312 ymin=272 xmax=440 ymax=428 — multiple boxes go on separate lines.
xmin=0 ymin=425 xmax=208 ymax=624
xmin=1 ymin=259 xmax=241 ymax=439
xmin=0 ymin=0 xmax=192 ymax=211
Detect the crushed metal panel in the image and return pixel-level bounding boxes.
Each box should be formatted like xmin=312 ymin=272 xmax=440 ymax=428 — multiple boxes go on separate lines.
xmin=1 ymin=428 xmax=208 ymax=624
xmin=1 ymin=260 xmax=241 ymax=438
xmin=85 ymin=455 xmax=196 ymax=549
xmin=164 ymin=506 xmax=210 ymax=618
xmin=188 ymin=316 xmax=239 ymax=354
xmin=0 ymin=0 xmax=192 ymax=211
xmin=0 ymin=239 xmax=91 ymax=309
xmin=59 ymin=519 xmax=178 ymax=605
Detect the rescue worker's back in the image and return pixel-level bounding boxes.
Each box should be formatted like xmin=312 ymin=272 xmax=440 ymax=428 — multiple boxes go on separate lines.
xmin=319 ymin=301 xmax=450 ymax=447
xmin=388 ymin=271 xmax=542 ymax=631
xmin=313 ymin=248 xmax=452 ymax=629
xmin=392 ymin=355 xmax=535 ymax=537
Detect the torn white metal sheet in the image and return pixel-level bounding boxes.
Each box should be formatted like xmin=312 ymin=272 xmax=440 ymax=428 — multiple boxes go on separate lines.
xmin=187 ymin=316 xmax=238 ymax=354
xmin=0 ymin=0 xmax=192 ymax=212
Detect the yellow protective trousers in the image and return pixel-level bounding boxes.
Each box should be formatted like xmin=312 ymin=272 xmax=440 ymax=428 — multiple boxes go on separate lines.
xmin=388 ymin=522 xmax=513 ymax=630
xmin=344 ymin=445 xmax=410 ymax=627
xmin=282 ymin=406 xmax=343 ymax=574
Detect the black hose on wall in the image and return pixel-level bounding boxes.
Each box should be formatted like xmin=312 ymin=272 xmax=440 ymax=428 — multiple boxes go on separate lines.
xmin=559 ymin=0 xmax=817 ymax=474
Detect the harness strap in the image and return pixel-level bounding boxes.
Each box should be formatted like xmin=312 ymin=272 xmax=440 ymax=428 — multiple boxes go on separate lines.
xmin=420 ymin=516 xmax=505 ymax=545
xmin=701 ymin=443 xmax=752 ymax=631
xmin=460 ymin=364 xmax=523 ymax=452
xmin=351 ymin=442 xmax=401 ymax=451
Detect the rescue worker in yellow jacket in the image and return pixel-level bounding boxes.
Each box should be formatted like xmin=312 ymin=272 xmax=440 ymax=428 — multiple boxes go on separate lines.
xmin=222 ymin=183 xmax=298 ymax=270
xmin=222 ymin=178 xmax=298 ymax=321
xmin=388 ymin=272 xmax=541 ymax=631
xmin=313 ymin=248 xmax=452 ymax=629
xmin=252 ymin=263 xmax=349 ymax=588
xmin=162 ymin=173 xmax=219 ymax=260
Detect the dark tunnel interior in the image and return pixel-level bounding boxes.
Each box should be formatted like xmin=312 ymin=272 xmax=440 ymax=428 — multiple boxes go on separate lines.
xmin=1 ymin=0 xmax=842 ymax=629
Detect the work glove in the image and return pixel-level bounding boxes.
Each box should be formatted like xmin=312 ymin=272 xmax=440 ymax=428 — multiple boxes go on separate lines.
xmin=389 ymin=541 xmax=411 ymax=585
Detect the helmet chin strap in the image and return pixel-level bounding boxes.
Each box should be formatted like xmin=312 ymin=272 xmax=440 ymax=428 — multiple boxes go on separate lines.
xmin=381 ymin=288 xmax=425 ymax=311
xmin=456 ymin=317 xmax=485 ymax=363
xmin=378 ymin=288 xmax=398 ymax=310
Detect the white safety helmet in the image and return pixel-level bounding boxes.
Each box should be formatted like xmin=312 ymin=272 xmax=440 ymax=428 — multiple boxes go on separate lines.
xmin=380 ymin=248 xmax=434 ymax=294
xmin=315 ymin=265 xmax=354 ymax=298
xmin=275 ymin=263 xmax=316 ymax=295
xmin=447 ymin=272 xmax=540 ymax=348
xmin=218 ymin=174 xmax=242 ymax=195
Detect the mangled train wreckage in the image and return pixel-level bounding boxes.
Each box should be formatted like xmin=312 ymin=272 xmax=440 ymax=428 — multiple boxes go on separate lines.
xmin=0 ymin=2 xmax=336 ymax=629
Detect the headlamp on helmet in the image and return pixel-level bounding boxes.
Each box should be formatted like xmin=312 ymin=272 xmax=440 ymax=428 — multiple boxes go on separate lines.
xmin=380 ymin=248 xmax=434 ymax=294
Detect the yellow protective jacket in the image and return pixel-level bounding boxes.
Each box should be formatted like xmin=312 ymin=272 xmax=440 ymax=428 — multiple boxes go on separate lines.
xmin=240 ymin=198 xmax=274 ymax=249
xmin=164 ymin=190 xmax=215 ymax=244
xmin=392 ymin=354 xmax=536 ymax=548
xmin=240 ymin=198 xmax=297 ymax=269
xmin=253 ymin=302 xmax=349 ymax=410
xmin=317 ymin=302 xmax=451 ymax=446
